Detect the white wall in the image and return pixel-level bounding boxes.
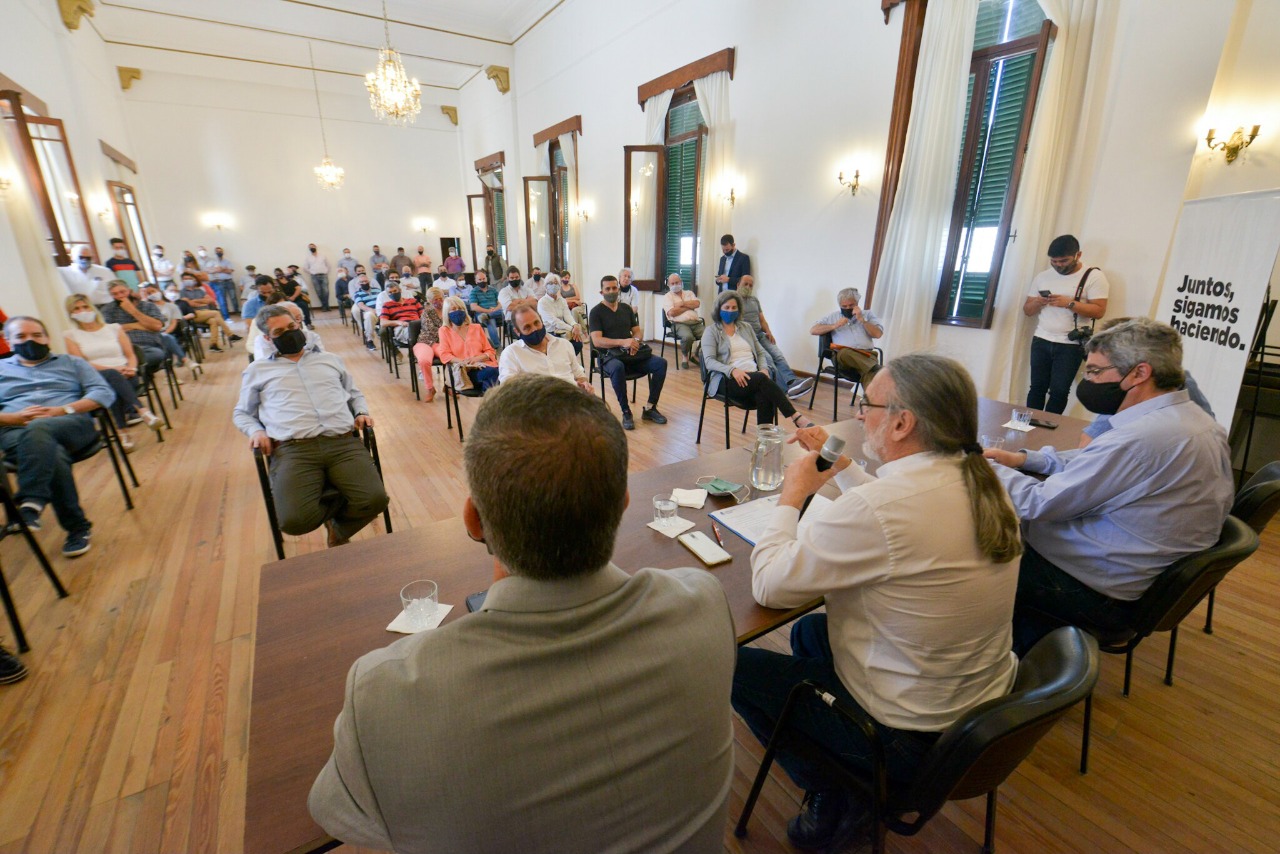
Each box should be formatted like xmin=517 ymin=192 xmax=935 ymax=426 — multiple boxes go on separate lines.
xmin=122 ymin=73 xmax=468 ymax=278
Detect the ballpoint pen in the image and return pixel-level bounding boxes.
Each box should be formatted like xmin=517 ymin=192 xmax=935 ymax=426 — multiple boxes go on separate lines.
xmin=711 ymin=522 xmax=726 ymax=547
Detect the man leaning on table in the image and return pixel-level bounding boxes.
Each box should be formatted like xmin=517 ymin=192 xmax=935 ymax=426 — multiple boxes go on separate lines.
xmin=309 ymin=374 xmax=736 ymax=854
xmin=732 ymin=353 xmax=1023 ymax=851
xmin=984 ymin=318 xmax=1233 ymax=653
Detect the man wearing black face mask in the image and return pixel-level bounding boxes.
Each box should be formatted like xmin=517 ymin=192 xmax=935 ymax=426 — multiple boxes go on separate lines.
xmin=233 ymin=305 xmax=388 ymax=548
xmin=984 ymin=318 xmax=1232 ymax=654
xmin=810 ymin=287 xmax=884 ymax=378
xmin=0 ymin=316 xmax=115 ymax=557
xmin=484 ymin=244 xmax=504 ymax=286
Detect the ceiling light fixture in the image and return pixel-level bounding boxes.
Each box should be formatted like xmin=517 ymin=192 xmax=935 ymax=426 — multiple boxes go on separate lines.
xmin=308 ymin=42 xmax=345 ymax=190
xmin=365 ymin=1 xmax=421 ymax=125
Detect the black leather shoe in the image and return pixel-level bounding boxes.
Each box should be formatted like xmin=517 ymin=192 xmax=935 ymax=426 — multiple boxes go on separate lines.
xmin=641 ymin=406 xmax=668 ymax=424
xmin=786 ymin=789 xmax=864 ymax=851
xmin=621 ymin=411 xmax=635 ymax=431
xmin=0 ymin=643 xmax=27 ymax=685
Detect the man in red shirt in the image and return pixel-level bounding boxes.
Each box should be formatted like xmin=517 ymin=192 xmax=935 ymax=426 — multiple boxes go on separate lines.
xmin=379 ymin=281 xmax=422 ymax=358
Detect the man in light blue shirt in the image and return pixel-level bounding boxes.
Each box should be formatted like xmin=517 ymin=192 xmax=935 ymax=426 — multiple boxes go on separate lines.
xmin=233 ymin=305 xmax=387 ymax=547
xmin=810 ymin=287 xmax=884 ymax=378
xmin=986 ymin=319 xmax=1233 ymax=652
xmin=1 ymin=316 xmax=115 ymax=557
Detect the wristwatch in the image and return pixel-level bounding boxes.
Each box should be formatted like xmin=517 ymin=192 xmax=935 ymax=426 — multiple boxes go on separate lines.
xmin=63 ymin=404 xmax=75 ymax=415
xmin=1067 ymin=300 xmax=1076 ymax=310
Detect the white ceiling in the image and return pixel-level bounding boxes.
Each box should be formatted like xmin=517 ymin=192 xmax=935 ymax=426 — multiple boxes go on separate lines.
xmin=93 ymin=0 xmax=561 ymax=93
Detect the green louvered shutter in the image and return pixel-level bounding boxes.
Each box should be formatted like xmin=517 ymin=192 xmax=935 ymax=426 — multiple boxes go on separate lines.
xmin=663 ymin=100 xmax=704 ymax=283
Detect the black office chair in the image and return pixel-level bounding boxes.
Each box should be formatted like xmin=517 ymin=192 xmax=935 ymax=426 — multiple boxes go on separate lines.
xmin=440 ymin=360 xmax=490 ymax=443
xmin=136 ymin=363 xmax=171 ymax=437
xmin=658 ymin=313 xmax=683 ymax=370
xmin=807 ymin=332 xmax=883 ymax=421
xmin=695 ymin=364 xmax=754 ymax=449
xmin=1203 ymin=460 xmax=1280 ymax=633
xmin=0 ymin=465 xmax=69 ymax=654
xmin=252 ymin=426 xmax=393 ymax=561
xmin=589 ymin=343 xmax=642 ymax=408
xmin=1070 ymin=514 xmax=1258 ymax=774
xmin=735 ymin=626 xmax=1099 ymax=854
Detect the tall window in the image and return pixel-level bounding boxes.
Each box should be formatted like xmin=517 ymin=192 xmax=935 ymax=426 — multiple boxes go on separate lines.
xmin=663 ymin=88 xmax=705 ymax=285
xmin=107 ymin=181 xmax=155 ymax=282
xmin=932 ymin=0 xmax=1052 ymax=327
xmin=549 ymin=141 xmax=570 ymax=271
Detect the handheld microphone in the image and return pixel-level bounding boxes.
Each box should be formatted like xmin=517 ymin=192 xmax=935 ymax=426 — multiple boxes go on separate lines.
xmin=800 ymin=435 xmax=847 ymax=515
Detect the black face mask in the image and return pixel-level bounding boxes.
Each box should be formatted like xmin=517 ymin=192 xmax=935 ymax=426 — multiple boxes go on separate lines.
xmin=15 ymin=340 xmax=51 ymax=361
xmin=1075 ymin=376 xmax=1130 ymax=415
xmin=273 ymin=328 xmax=308 ymax=355
xmin=621 ymin=284 xmax=632 ymax=292
xmin=840 ymin=307 xmax=855 ymax=319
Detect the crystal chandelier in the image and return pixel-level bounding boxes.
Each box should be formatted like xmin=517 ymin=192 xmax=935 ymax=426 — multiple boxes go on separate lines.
xmin=365 ymin=1 xmax=421 ymax=125
xmin=308 ymin=43 xmax=345 ymax=190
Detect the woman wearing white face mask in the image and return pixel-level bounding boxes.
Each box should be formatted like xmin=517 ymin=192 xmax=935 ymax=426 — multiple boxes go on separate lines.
xmin=61 ymin=294 xmax=163 ymax=450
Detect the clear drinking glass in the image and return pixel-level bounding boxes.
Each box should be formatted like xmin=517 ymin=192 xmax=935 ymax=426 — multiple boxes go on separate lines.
xmin=400 ymin=580 xmax=438 ymax=630
xmin=1012 ymin=408 xmax=1033 ymax=428
xmin=653 ymin=494 xmax=678 ymax=526
xmin=750 ymin=425 xmax=785 ymax=491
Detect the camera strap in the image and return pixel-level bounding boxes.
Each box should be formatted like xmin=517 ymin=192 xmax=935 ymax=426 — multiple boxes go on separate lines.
xmin=1071 ymin=267 xmax=1099 ymax=336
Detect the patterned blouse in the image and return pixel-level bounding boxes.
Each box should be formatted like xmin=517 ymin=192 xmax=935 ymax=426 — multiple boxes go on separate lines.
xmin=416 ymin=306 xmax=444 ymax=346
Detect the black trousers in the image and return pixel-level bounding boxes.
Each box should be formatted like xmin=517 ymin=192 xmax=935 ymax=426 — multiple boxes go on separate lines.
xmin=722 ymin=371 xmax=795 ymax=425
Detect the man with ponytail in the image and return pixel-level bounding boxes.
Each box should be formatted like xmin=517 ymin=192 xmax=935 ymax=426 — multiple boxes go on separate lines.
xmin=732 ymin=353 xmax=1022 ymax=850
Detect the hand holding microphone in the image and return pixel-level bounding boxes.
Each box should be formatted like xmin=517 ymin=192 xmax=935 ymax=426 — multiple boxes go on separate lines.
xmin=799 ymin=435 xmax=847 ymax=515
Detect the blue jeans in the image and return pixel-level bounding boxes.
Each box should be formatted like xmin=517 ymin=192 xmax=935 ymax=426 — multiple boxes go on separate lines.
xmin=601 ymin=353 xmax=667 ymax=414
xmin=475 ymin=313 xmax=501 ymax=347
xmin=0 ymin=414 xmax=97 ymax=534
xmin=311 ymin=273 xmax=330 ymax=310
xmin=1013 ymin=545 xmax=1136 ymax=656
xmin=1027 ymin=336 xmax=1085 ymax=414
xmin=99 ymin=369 xmax=144 ymax=428
xmin=216 ymin=279 xmax=239 ymax=314
xmin=214 ymin=285 xmax=231 ymax=320
xmin=161 ymin=333 xmax=186 ymax=364
xmin=732 ymin=614 xmax=938 ymax=796
xmin=756 ymin=330 xmax=799 ymax=388
xmin=466 ymin=366 xmax=500 ymax=391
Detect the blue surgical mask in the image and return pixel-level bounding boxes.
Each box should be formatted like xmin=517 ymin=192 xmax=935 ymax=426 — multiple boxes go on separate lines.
xmin=77 ymin=257 xmax=91 ymax=269
xmin=545 ymin=285 xmax=560 ymax=298
xmin=720 ymin=309 xmax=740 ymax=324
xmin=448 ymin=310 xmax=467 ymax=326
xmin=519 ymin=327 xmax=547 ymax=347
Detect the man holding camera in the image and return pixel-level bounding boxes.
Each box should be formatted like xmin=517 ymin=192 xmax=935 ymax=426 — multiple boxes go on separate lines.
xmin=1022 ymin=234 xmax=1109 ymax=414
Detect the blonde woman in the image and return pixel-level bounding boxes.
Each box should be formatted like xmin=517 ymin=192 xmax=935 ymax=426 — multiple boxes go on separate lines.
xmin=411 ymin=287 xmax=446 ymax=403
xmin=436 ymin=296 xmax=498 ymax=392
xmin=62 ymin=294 xmax=162 ymax=450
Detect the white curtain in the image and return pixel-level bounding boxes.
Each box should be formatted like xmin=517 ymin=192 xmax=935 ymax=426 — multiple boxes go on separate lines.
xmin=644 ymin=90 xmax=673 ymax=144
xmin=694 ymin=71 xmax=732 ymax=313
xmin=558 ymin=132 xmax=582 ymax=288
xmin=0 ymin=129 xmax=71 ymax=334
xmin=873 ymin=0 xmax=979 ymax=356
xmin=635 ymin=89 xmax=677 ymax=334
xmin=630 ymin=150 xmax=659 ymax=281
xmin=981 ymin=0 xmax=1103 ymax=402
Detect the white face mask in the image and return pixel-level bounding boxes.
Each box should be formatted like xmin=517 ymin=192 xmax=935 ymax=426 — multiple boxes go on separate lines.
xmin=197 ymin=250 xmax=207 ymax=258
xmin=71 ymin=310 xmax=97 ymax=324
xmin=165 ymin=291 xmax=179 ymax=300
xmin=146 ymin=292 xmax=163 ymax=301
xmin=670 ymin=282 xmax=682 ymax=292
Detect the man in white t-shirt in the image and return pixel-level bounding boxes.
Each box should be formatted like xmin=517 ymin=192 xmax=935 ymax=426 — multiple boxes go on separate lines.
xmin=1022 ymin=234 xmax=1110 ymax=414
xmin=58 ymin=249 xmax=115 ymax=307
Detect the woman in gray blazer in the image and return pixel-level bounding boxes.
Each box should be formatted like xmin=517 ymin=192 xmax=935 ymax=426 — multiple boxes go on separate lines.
xmin=702 ymin=290 xmax=814 ymax=429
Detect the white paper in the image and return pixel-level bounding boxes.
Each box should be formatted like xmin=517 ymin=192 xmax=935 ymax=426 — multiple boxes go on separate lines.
xmin=647 ymin=516 xmax=696 ymax=538
xmin=670 ymin=488 xmax=708 ymax=509
xmin=1002 ymin=420 xmax=1034 ymax=432
xmin=387 ymin=603 xmax=454 ymax=634
xmin=711 ymin=494 xmax=834 ymax=546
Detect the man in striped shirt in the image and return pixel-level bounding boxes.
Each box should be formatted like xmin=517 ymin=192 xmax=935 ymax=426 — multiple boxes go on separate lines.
xmin=350 ymin=275 xmax=381 ymax=351
xmin=379 ymin=282 xmax=422 ymax=357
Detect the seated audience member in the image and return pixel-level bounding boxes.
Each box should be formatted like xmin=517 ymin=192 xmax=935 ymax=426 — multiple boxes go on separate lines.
xmin=251 ymin=299 xmax=322 ymax=361
xmin=588 ymin=275 xmax=668 ymax=431
xmin=100 ymin=280 xmax=167 ymax=370
xmin=528 ymin=270 xmax=547 ymax=300
xmin=279 ymin=271 xmax=314 ymax=329
xmin=62 ymin=296 xmax=163 ymax=448
xmin=411 ymin=288 xmax=446 ymax=403
xmin=617 ymin=267 xmax=640 ymax=311
xmin=985 ymin=318 xmax=1234 ymax=652
xmin=734 ymin=354 xmax=1022 ymax=849
xmin=233 ymin=305 xmax=387 ymax=547
xmin=537 ymin=274 xmax=583 ymax=355
xmin=138 ymin=284 xmax=190 ymax=368
xmin=468 ymin=272 xmax=502 ymax=347
xmin=499 ymin=305 xmax=592 ymax=391
xmin=179 ymin=272 xmax=240 ymax=352
xmin=238 ymin=265 xmax=259 ymax=305
xmin=809 ymin=287 xmax=884 ymax=379
xmin=379 ymin=280 xmax=422 ymax=354
xmin=736 ymin=275 xmax=813 ymax=399
xmin=663 ymin=273 xmax=705 ymax=369
xmin=308 ymin=374 xmax=735 ymax=854
xmin=0 ymin=316 xmax=116 ymax=557
xmin=241 ymin=276 xmax=281 ymax=321
xmin=332 ymin=267 xmax=351 ymax=309
xmin=561 ymin=270 xmax=589 ymax=337
xmin=701 ymin=291 xmax=813 ymax=431
xmin=498 ymin=267 xmax=533 ymax=322
xmin=350 ymin=275 xmax=381 ymax=351
xmin=375 ymin=271 xmax=404 ymax=315
xmin=447 ymin=274 xmax=472 ymax=305
xmin=437 ymin=297 xmax=499 ymax=393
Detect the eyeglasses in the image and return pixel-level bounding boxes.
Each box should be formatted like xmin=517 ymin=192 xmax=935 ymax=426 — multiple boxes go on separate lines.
xmin=856 ymin=395 xmax=888 ymax=415
xmin=1082 ymin=364 xmax=1119 ymax=379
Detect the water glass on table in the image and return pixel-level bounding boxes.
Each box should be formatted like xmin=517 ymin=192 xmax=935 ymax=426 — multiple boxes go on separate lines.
xmin=653 ymin=494 xmax=678 ymax=527
xmin=400 ymin=580 xmax=439 ymax=631
xmin=1012 ymin=408 xmax=1033 ymax=429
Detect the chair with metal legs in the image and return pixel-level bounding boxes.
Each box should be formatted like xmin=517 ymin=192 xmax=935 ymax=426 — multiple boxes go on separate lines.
xmin=0 ymin=470 xmax=70 ymax=653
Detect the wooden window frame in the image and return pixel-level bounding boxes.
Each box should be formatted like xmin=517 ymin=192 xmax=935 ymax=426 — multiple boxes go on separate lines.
xmin=522 ymin=175 xmax=551 ymax=275
xmin=466 ymin=193 xmax=487 ymax=272
xmin=932 ymin=20 xmax=1053 ymax=329
xmin=622 ymin=145 xmax=666 ymax=292
xmin=659 ymin=86 xmax=707 ymax=290
xmin=106 ymin=180 xmax=155 ymax=282
xmin=475 ymin=151 xmax=507 ymax=267
xmin=548 ymin=138 xmax=575 ymax=272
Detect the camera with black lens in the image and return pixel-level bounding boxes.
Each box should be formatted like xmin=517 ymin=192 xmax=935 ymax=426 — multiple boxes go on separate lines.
xmin=1067 ymin=326 xmax=1092 ymax=344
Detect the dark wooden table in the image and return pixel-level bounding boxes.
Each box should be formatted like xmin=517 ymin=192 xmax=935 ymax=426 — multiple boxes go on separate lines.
xmin=245 ymin=399 xmax=1084 ymax=854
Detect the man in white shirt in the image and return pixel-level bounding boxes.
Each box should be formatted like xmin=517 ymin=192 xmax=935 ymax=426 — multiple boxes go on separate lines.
xmin=809 ymin=287 xmax=884 ymax=378
xmin=304 ymin=243 xmax=333 ymax=311
xmin=337 ymin=248 xmax=359 ymax=278
xmin=1022 ymin=234 xmax=1110 ymax=414
xmin=498 ymin=267 xmax=532 ymax=322
xmin=151 ymin=245 xmax=176 ymax=289
xmin=58 ymin=248 xmax=115 ymax=307
xmin=662 ymin=273 xmax=704 ymax=368
xmin=537 ymin=274 xmax=583 ymax=354
xmin=733 ymin=353 xmax=1022 ymax=850
xmin=499 ymin=305 xmax=591 ymax=391
xmin=617 ymin=267 xmax=640 ymax=311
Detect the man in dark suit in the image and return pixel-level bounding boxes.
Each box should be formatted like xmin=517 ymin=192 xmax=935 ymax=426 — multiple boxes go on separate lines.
xmin=715 ymin=233 xmax=751 ymax=292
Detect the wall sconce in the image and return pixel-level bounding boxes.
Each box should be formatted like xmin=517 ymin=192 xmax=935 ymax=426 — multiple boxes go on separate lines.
xmin=838 ymin=170 xmax=861 ymax=196
xmin=721 ymin=187 xmax=737 ymax=207
xmin=1206 ymin=126 xmax=1260 ymax=163
xmin=0 ymin=174 xmax=12 ymax=195
xmin=576 ymin=200 xmax=594 ymax=223
xmin=200 ymin=212 xmax=233 ymax=231
xmin=412 ymin=217 xmax=435 ymax=235
xmin=65 ymin=191 xmax=81 ymax=208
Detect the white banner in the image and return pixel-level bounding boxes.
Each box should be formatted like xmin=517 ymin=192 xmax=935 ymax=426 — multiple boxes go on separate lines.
xmin=1154 ymin=189 xmax=1280 ymax=428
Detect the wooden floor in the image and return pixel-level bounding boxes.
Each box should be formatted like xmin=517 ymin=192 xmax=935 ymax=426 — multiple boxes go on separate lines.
xmin=1 ymin=311 xmax=1278 ymax=854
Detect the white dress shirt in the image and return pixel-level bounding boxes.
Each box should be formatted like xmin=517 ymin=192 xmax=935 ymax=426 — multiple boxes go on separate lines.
xmin=305 ymin=253 xmax=331 ymax=276
xmin=59 ymin=263 xmax=116 ymax=304
xmin=498 ymin=336 xmax=585 ymax=385
xmin=537 ymin=294 xmax=576 ymax=336
xmin=752 ymin=452 xmax=1019 ymax=732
